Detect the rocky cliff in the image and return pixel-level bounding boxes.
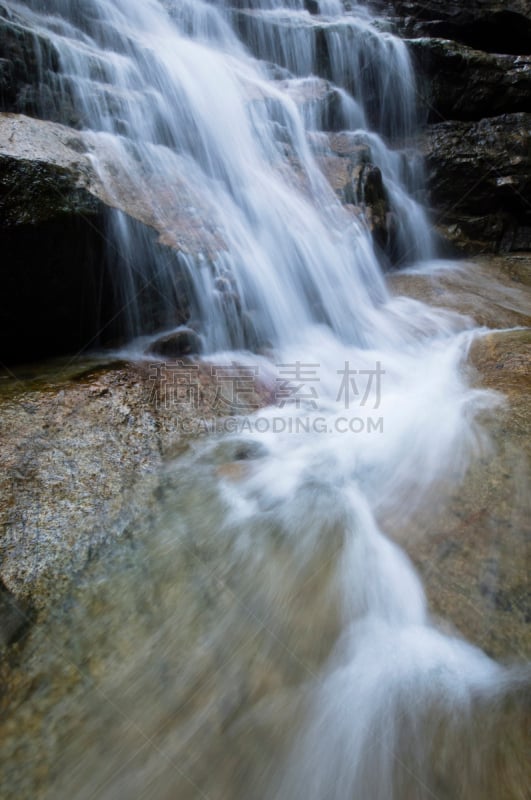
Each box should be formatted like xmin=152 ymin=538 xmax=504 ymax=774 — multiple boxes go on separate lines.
xmin=370 ymin=0 xmax=531 ymax=253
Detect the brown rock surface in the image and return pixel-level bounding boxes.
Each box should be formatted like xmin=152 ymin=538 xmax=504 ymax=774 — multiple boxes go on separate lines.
xmin=389 ymin=254 xmax=531 ymax=661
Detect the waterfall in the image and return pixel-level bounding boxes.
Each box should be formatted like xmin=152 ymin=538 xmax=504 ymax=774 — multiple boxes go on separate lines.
xmin=5 ymin=2 xmax=528 ymax=798
xmin=11 ymin=0 xmax=431 ymax=349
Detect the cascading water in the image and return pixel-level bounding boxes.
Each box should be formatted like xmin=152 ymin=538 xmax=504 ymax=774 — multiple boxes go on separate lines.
xmin=11 ymin=0 xmax=431 ymax=348
xmin=3 ymin=1 xmax=528 ymax=798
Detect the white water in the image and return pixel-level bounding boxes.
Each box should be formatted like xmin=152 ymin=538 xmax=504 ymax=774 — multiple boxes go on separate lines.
xmin=7 ymin=1 xmax=528 ymax=798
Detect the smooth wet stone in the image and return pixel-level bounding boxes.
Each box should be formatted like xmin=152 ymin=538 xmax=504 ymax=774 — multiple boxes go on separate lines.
xmin=146 ymin=328 xmax=202 ymax=358
xmin=387 ymin=255 xmax=531 ymax=661
xmin=0 ymin=358 xmax=271 ymax=611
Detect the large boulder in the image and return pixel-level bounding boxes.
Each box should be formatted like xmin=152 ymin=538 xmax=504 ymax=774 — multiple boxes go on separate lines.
xmin=0 ymin=113 xmax=223 ymax=364
xmin=421 ymin=113 xmax=531 ymax=253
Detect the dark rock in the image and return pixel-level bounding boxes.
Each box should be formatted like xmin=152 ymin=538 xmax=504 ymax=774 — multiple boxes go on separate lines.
xmin=241 ymin=310 xmax=272 ymax=352
xmin=0 ymin=3 xmax=80 ymax=126
xmin=316 ymin=133 xmax=405 ymax=262
xmin=422 ymin=113 xmax=531 ymax=253
xmin=366 ymin=1 xmax=531 ymax=254
xmin=345 ymin=163 xmax=391 ymax=251
xmin=407 ymin=38 xmax=531 ymax=123
xmin=0 ymin=579 xmax=34 ymax=647
xmin=0 ymin=113 xmax=204 ymax=364
xmin=0 ymin=153 xmax=103 ymax=227
xmin=146 ymin=328 xmax=202 ymax=358
xmin=369 ymin=1 xmax=531 ymax=55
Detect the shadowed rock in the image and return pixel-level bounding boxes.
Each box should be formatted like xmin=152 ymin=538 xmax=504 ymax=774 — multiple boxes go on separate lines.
xmin=0 ymin=113 xmax=223 ymax=363
xmin=421 ymin=113 xmax=531 ymax=253
xmin=407 ymin=38 xmax=531 ymax=123
xmin=146 ymin=328 xmax=202 ymax=358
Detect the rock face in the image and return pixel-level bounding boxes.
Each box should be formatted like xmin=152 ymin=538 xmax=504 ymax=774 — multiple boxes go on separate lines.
xmin=369 ymin=1 xmax=531 ymax=56
xmin=375 ymin=0 xmax=531 ymax=254
xmin=0 ymin=358 xmax=272 ymax=610
xmin=0 ymin=3 xmax=79 ymax=126
xmin=423 ymin=113 xmax=531 ymax=253
xmin=388 ymin=254 xmax=531 ymax=661
xmin=0 ymin=116 xmax=109 ymax=363
xmin=407 ymin=39 xmax=531 ymax=123
xmin=0 ymin=113 xmax=222 ymax=363
xmin=315 ymin=132 xmax=406 ymax=263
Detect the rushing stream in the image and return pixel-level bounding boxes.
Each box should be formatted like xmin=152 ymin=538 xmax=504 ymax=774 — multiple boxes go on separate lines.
xmin=3 ymin=1 xmax=530 ymax=798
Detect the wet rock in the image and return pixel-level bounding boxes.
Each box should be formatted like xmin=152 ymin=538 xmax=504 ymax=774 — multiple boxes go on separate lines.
xmin=347 ymin=163 xmax=393 ymax=253
xmin=366 ymin=1 xmax=531 ymax=255
xmin=233 ymin=8 xmax=413 ymax=137
xmin=316 ymin=132 xmax=403 ymax=262
xmin=0 ymin=579 xmax=34 ymax=646
xmin=369 ymin=1 xmax=531 ymax=56
xmin=421 ymin=113 xmax=531 ymax=253
xmin=0 ymin=358 xmax=271 ymax=612
xmin=146 ymin=328 xmax=202 ymax=358
xmin=279 ymin=77 xmax=353 ymax=132
xmin=387 ymin=255 xmax=531 ymax=661
xmin=241 ymin=309 xmax=273 ymax=352
xmin=0 ymin=150 xmax=102 ymax=228
xmin=408 ymin=330 xmax=531 ymax=661
xmin=0 ymin=258 xmax=529 ymax=800
xmin=0 ymin=3 xmax=80 ymax=126
xmin=213 ymin=275 xmax=243 ymax=316
xmin=407 ymin=38 xmax=531 ymax=123
xmin=0 ymin=113 xmax=222 ymax=363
